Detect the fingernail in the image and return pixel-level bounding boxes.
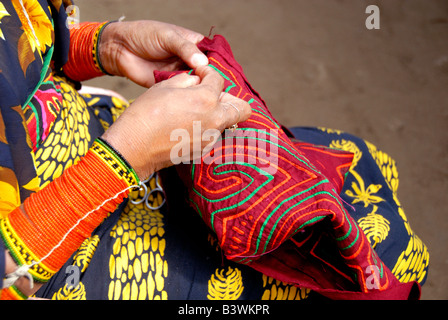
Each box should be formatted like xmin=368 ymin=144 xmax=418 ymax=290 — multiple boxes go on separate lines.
xmin=192 ymin=53 xmax=209 ymax=67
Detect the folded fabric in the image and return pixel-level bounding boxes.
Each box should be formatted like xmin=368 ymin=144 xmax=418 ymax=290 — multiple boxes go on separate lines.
xmin=154 ymin=35 xmax=420 ymax=299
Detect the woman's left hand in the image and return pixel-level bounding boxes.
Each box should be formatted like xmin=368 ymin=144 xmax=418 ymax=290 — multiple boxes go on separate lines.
xmin=98 ymin=20 xmax=209 ymax=87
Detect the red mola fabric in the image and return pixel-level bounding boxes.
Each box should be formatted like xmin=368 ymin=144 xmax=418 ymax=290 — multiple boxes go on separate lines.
xmin=154 ymin=35 xmax=420 ymax=300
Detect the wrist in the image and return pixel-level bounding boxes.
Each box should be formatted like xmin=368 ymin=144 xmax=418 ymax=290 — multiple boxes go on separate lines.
xmin=96 ymin=21 xmax=118 ymax=75
xmin=100 ymin=128 xmax=155 ymax=181
xmin=0 ymin=139 xmax=139 ymax=285
xmin=97 ymin=21 xmax=122 ymax=77
xmin=63 ymin=21 xmax=110 ymax=81
xmin=93 ymin=137 xmax=141 ymax=185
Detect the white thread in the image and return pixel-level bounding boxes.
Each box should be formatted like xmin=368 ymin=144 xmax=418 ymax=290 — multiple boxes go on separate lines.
xmin=2 ymin=264 xmax=34 ymax=289
xmin=2 ymin=184 xmax=141 ymax=289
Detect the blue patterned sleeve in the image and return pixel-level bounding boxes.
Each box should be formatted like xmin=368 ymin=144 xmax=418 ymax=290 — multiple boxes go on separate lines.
xmin=0 ymin=239 xmax=5 ymax=289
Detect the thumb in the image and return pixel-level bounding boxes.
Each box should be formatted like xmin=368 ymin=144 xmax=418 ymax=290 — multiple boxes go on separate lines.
xmin=167 ymin=33 xmax=209 ymax=69
xmin=159 ymin=72 xmax=201 ymax=88
xmin=215 ymin=93 xmax=252 ymax=131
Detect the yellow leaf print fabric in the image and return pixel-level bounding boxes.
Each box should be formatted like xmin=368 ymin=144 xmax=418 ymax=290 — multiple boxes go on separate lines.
xmin=261 ymin=275 xmax=310 ymax=300
xmin=33 ymin=76 xmax=93 ymax=189
xmin=324 ymin=128 xmax=429 ymax=285
xmin=0 ymin=2 xmax=10 ymax=40
xmin=108 ymin=183 xmax=168 ymax=300
xmin=207 ymin=267 xmax=244 ymax=300
xmin=0 ymin=167 xmax=20 ymax=219
xmin=11 ymin=0 xmax=53 ymax=56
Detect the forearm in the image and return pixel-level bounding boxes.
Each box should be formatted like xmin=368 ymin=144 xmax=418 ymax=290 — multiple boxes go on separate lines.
xmin=0 ymin=138 xmax=139 ymax=299
xmin=62 ymin=21 xmax=112 ymax=82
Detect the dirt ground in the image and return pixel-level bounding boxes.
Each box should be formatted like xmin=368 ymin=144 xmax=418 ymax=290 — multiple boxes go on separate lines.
xmin=76 ymin=0 xmax=448 ymax=300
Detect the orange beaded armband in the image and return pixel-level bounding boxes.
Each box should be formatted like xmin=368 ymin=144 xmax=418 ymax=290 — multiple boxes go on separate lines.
xmin=0 ymin=139 xmax=140 ymax=285
xmin=63 ymin=21 xmax=112 ymax=81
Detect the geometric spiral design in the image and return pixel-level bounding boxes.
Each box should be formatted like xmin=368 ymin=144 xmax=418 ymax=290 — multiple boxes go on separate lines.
xmin=155 ymin=35 xmax=420 ymax=299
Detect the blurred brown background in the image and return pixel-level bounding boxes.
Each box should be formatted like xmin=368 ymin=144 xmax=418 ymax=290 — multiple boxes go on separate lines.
xmin=76 ymin=0 xmax=448 ymax=300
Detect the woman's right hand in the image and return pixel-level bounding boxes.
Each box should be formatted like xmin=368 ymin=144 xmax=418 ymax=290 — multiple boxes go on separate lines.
xmin=101 ymin=66 xmax=252 ymax=180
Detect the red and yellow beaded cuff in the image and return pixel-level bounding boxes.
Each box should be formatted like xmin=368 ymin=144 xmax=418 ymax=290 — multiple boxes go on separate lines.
xmin=63 ymin=21 xmax=113 ymax=81
xmin=0 ymin=138 xmax=139 ymax=284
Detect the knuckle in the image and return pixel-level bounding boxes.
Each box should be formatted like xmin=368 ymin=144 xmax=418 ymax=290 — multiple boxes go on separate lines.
xmin=243 ymin=102 xmax=252 ymax=118
xmin=204 ymin=109 xmax=225 ymax=131
xmin=164 ymin=29 xmax=178 ymax=42
xmin=212 ymin=117 xmax=225 ymax=130
xmin=199 ymin=88 xmax=218 ymax=107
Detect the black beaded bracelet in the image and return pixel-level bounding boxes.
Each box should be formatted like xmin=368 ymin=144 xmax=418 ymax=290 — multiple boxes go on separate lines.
xmin=94 ymin=137 xmax=140 ymax=187
xmin=94 ymin=20 xmax=116 ymax=76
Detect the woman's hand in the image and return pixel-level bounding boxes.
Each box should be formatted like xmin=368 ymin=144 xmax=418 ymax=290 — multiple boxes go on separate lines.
xmin=101 ymin=66 xmax=252 ymax=180
xmin=98 ymin=20 xmax=209 ymax=87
